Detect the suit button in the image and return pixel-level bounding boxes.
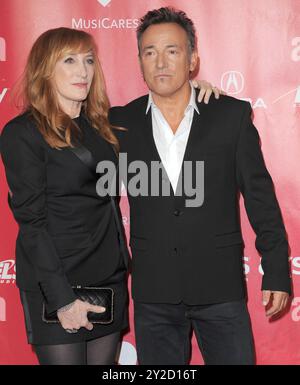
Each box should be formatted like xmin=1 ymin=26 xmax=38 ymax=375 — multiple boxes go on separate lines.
xmin=174 ymin=210 xmax=181 ymax=216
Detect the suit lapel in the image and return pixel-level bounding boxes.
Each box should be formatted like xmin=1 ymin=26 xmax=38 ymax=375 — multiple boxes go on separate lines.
xmin=144 ymin=109 xmax=163 ymax=163
xmin=174 ymin=99 xmax=210 ymax=202
xmin=182 ymin=97 xmax=212 ymax=162
xmin=67 ymin=114 xmax=118 ymax=178
xmin=68 ymin=143 xmax=98 ymax=177
xmin=144 ymin=108 xmax=175 ymax=196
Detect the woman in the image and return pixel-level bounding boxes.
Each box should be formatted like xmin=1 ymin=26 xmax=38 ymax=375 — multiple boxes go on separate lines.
xmin=0 ymin=27 xmax=220 ymax=365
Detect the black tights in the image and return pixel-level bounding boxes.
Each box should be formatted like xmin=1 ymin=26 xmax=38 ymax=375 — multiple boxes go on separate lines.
xmin=34 ymin=331 xmax=120 ymax=365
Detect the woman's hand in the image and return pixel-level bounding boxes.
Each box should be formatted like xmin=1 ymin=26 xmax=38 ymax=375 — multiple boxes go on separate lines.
xmin=191 ymin=79 xmax=226 ymax=104
xmin=57 ymin=299 xmax=106 ymax=332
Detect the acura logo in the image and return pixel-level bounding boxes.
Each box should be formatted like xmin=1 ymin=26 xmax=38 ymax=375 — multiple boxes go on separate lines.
xmin=221 ymin=71 xmax=244 ymax=95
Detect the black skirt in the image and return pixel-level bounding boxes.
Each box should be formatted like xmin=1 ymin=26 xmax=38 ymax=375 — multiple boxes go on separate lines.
xmin=19 ymin=266 xmax=129 ymax=346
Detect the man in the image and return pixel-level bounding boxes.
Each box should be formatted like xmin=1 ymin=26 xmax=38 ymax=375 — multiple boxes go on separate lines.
xmin=110 ymin=7 xmax=291 ymax=365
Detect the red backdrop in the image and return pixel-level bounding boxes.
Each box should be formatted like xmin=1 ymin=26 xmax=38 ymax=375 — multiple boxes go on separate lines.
xmin=0 ymin=0 xmax=299 ymax=365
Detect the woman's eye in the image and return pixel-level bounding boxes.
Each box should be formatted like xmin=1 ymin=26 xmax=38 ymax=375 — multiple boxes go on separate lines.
xmin=64 ymin=57 xmax=74 ymax=63
xmin=87 ymin=58 xmax=94 ymax=64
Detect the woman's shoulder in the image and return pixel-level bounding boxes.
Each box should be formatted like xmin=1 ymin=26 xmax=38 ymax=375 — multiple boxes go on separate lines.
xmin=1 ymin=111 xmax=42 ymax=152
xmin=2 ymin=111 xmax=35 ymax=135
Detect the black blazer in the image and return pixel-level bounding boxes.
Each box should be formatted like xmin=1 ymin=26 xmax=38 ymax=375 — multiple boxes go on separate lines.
xmin=0 ymin=112 xmax=128 ymax=313
xmin=110 ymin=93 xmax=291 ymax=305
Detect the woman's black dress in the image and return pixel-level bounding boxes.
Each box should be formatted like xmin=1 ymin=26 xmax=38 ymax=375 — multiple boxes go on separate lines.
xmin=5 ymin=114 xmax=129 ymax=345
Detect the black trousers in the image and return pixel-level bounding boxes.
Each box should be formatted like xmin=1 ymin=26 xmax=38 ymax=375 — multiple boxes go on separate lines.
xmin=134 ymin=299 xmax=255 ymax=365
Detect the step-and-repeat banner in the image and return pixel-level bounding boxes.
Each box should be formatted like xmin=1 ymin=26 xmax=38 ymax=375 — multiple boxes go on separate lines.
xmin=0 ymin=0 xmax=299 ymax=365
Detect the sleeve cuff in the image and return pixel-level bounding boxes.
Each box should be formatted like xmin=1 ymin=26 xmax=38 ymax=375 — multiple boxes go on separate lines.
xmin=40 ymin=279 xmax=77 ymax=314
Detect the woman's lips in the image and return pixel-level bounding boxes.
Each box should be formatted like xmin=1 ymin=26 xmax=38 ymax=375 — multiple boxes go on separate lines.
xmin=72 ymin=83 xmax=88 ymax=88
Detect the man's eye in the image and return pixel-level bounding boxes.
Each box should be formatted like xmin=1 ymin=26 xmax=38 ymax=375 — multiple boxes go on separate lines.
xmin=169 ymin=50 xmax=177 ymax=55
xmin=145 ymin=51 xmax=154 ymax=56
xmin=64 ymin=57 xmax=74 ymax=63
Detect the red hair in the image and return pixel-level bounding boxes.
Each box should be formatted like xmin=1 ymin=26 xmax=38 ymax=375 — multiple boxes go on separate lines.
xmin=17 ymin=27 xmax=119 ymax=150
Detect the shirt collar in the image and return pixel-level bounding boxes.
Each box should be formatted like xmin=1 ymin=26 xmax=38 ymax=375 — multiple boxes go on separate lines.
xmin=146 ymin=81 xmax=200 ymax=115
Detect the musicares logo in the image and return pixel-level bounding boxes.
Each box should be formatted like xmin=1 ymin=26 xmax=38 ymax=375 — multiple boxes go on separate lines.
xmin=97 ymin=0 xmax=112 ymax=6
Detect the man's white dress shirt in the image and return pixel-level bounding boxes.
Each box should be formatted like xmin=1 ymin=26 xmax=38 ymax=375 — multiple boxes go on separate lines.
xmin=146 ymin=84 xmax=200 ymax=193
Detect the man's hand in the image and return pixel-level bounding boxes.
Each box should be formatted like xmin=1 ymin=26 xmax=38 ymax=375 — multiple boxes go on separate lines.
xmin=191 ymin=79 xmax=226 ymax=104
xmin=262 ymin=290 xmax=289 ymax=318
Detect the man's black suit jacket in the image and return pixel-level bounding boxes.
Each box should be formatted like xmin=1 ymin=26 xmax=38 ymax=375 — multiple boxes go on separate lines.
xmin=110 ymin=93 xmax=291 ymax=305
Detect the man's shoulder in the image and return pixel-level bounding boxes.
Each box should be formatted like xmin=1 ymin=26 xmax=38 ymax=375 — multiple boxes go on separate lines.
xmin=220 ymin=94 xmax=251 ymax=109
xmin=201 ymin=95 xmax=251 ymax=111
xmin=202 ymin=94 xmax=251 ymax=114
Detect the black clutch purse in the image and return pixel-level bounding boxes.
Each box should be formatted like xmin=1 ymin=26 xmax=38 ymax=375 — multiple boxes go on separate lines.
xmin=42 ymin=286 xmax=114 ymax=324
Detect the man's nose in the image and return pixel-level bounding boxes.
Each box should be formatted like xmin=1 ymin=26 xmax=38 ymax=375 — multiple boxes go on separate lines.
xmin=156 ymin=53 xmax=167 ymax=69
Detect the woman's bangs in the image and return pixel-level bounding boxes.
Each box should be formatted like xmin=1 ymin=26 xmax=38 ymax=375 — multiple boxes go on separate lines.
xmin=59 ymin=34 xmax=96 ymax=58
